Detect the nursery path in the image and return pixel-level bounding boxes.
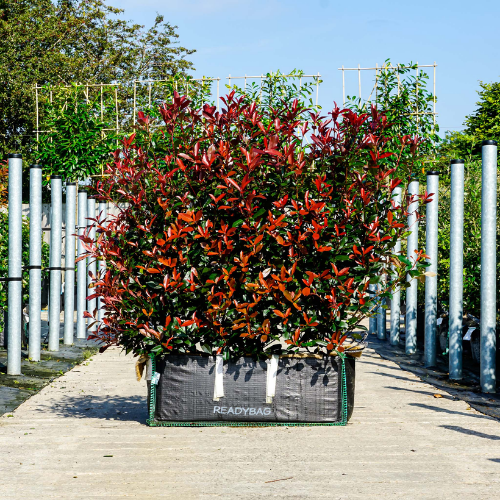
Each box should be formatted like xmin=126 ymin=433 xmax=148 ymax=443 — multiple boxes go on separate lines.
xmin=1 ymin=342 xmax=500 ymax=499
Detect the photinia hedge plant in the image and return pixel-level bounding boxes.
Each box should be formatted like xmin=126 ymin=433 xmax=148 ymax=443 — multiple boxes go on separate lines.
xmin=83 ymin=91 xmax=431 ymax=359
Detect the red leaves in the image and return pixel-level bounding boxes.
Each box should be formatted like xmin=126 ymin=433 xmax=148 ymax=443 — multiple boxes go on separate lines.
xmin=122 ymin=133 xmax=136 ymax=148
xmin=285 ymin=327 xmax=302 ymax=346
xmin=81 ymin=89 xmax=421 ymax=360
xmin=178 ymin=210 xmax=202 ymax=224
xmin=302 ymin=312 xmax=318 ymax=327
xmin=137 ymin=111 xmax=150 ymax=126
xmin=274 ymin=308 xmax=292 ymax=324
xmin=325 ymin=331 xmax=348 ymax=352
xmin=421 ymin=190 xmax=434 ymax=204
xmin=176 ymin=158 xmax=187 ymax=171
xmin=158 ymin=257 xmax=177 ymax=267
xmin=283 ymin=289 xmax=302 ymax=311
xmin=202 ymin=104 xmax=216 ymax=119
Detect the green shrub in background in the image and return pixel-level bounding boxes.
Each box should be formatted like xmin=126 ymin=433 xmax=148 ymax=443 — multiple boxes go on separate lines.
xmin=37 ymin=84 xmax=118 ymax=183
xmin=346 ymin=60 xmax=439 ymax=176
xmin=37 ymin=76 xmax=214 ymax=187
xmin=229 ymin=69 xmax=320 ymax=115
xmin=432 ymin=78 xmax=500 ymax=321
xmin=347 ymin=61 xmax=439 ymax=318
xmin=425 ymin=157 xmax=500 ymax=321
xmin=0 ymin=212 xmax=50 ymax=337
xmin=439 ymin=81 xmax=500 ymax=161
xmin=0 ymin=0 xmax=195 ymax=162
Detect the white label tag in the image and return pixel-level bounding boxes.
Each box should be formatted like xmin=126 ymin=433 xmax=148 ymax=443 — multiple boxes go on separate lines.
xmin=213 ymin=355 xmax=224 ymax=401
xmin=436 ymin=318 xmax=443 ymax=326
xmin=266 ymin=355 xmax=279 ymax=404
xmin=151 ymin=372 xmax=160 ymax=385
xmin=463 ymin=327 xmax=476 ymax=341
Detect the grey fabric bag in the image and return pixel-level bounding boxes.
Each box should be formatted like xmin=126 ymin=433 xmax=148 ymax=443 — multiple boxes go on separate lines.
xmin=150 ymin=354 xmax=355 ymax=424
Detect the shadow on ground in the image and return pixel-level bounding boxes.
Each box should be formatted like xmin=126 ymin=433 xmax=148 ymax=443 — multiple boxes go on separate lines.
xmin=42 ymin=394 xmax=148 ymax=423
xmin=441 ymin=425 xmax=500 ymax=440
xmin=409 ymin=402 xmax=492 ymax=420
xmin=367 ymin=335 xmax=500 ymax=421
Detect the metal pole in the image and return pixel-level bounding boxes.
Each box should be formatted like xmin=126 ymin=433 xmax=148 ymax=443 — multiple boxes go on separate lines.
xmin=48 ymin=176 xmax=62 ymax=351
xmin=216 ymin=79 xmax=219 ymax=112
xmin=76 ymin=191 xmax=87 ymax=339
xmin=424 ymin=171 xmax=440 ymax=367
xmin=390 ymin=186 xmax=403 ymax=346
xmin=433 ymin=62 xmax=437 ymax=132
xmin=480 ymin=140 xmax=497 ymax=393
xmin=28 ymin=165 xmax=42 ymax=361
xmin=63 ymin=182 xmax=77 ymax=345
xmin=133 ymin=81 xmax=136 ymax=126
xmin=369 ymin=283 xmax=377 ymax=334
xmin=87 ymin=197 xmax=97 ymax=334
xmin=97 ymin=201 xmax=107 ymax=324
xmin=406 ymin=179 xmax=419 ymax=354
xmin=449 ymin=161 xmax=464 ymax=379
xmin=342 ymin=66 xmax=345 ymax=105
xmin=7 ymin=154 xmax=23 ymax=375
xmin=358 ymin=64 xmax=361 ymax=99
xmin=377 ymin=280 xmax=386 ymax=340
xmin=316 ymin=72 xmax=320 ymax=107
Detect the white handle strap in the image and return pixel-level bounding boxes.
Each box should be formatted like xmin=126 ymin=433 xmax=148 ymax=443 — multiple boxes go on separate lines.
xmin=266 ymin=354 xmax=279 ymax=403
xmin=213 ymin=354 xmax=225 ymax=401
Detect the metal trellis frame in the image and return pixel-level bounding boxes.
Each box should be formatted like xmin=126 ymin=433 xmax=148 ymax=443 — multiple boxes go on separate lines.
xmin=35 ymin=73 xmax=322 ymax=141
xmin=338 ymin=62 xmax=437 ymax=131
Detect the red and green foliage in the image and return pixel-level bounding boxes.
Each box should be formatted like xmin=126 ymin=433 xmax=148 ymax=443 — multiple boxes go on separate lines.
xmin=83 ymin=92 xmax=430 ymax=359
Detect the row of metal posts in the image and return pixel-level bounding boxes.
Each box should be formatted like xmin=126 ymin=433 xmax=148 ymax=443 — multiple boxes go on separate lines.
xmin=370 ymin=140 xmax=498 ymax=393
xmin=6 ymin=155 xmax=105 ymax=376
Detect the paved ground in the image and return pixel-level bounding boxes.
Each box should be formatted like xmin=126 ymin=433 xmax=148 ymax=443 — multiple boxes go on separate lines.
xmin=0 ymin=312 xmax=98 ymax=416
xmin=1 ymin=340 xmax=500 ymax=499
xmin=369 ymin=335 xmax=500 ymax=420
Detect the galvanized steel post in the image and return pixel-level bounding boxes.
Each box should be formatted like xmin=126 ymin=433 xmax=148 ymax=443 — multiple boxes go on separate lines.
xmin=406 ymin=179 xmax=419 ymax=354
xmin=424 ymin=171 xmax=440 ymax=367
xmin=7 ymin=154 xmax=23 ymax=375
xmin=28 ymin=165 xmax=43 ymax=361
xmin=87 ymin=197 xmax=97 ymax=333
xmin=369 ymin=283 xmax=377 ymax=335
xmin=449 ymin=161 xmax=464 ymax=379
xmin=480 ymin=140 xmax=497 ymax=393
xmin=48 ymin=176 xmax=62 ymax=351
xmin=76 ymin=191 xmax=87 ymax=339
xmin=390 ymin=186 xmax=403 ymax=346
xmin=63 ymin=182 xmax=77 ymax=345
xmin=97 ymin=201 xmax=107 ymax=324
xmin=377 ymin=280 xmax=386 ymax=340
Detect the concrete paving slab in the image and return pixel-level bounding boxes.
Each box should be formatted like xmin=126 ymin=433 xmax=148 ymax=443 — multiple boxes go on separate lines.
xmin=1 ymin=344 xmax=500 ymax=499
xmin=0 ymin=312 xmax=98 ymax=417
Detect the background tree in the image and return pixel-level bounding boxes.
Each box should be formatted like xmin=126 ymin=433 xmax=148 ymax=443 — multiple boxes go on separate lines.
xmin=0 ymin=0 xmax=195 ymax=160
xmin=439 ymin=80 xmax=500 ymax=162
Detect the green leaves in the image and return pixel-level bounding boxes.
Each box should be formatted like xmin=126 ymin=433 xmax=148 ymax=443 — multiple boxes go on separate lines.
xmin=397 ymin=255 xmax=413 ymax=267
xmin=346 ymin=60 xmax=438 ymax=180
xmin=0 ymin=0 xmax=195 ymax=163
xmin=37 ymin=86 xmax=115 ymax=181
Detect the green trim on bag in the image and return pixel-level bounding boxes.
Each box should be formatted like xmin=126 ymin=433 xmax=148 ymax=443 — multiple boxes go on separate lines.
xmin=146 ymin=352 xmax=348 ymax=427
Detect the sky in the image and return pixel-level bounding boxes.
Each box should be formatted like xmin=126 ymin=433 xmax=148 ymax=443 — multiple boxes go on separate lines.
xmin=114 ymin=0 xmax=500 ymax=136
